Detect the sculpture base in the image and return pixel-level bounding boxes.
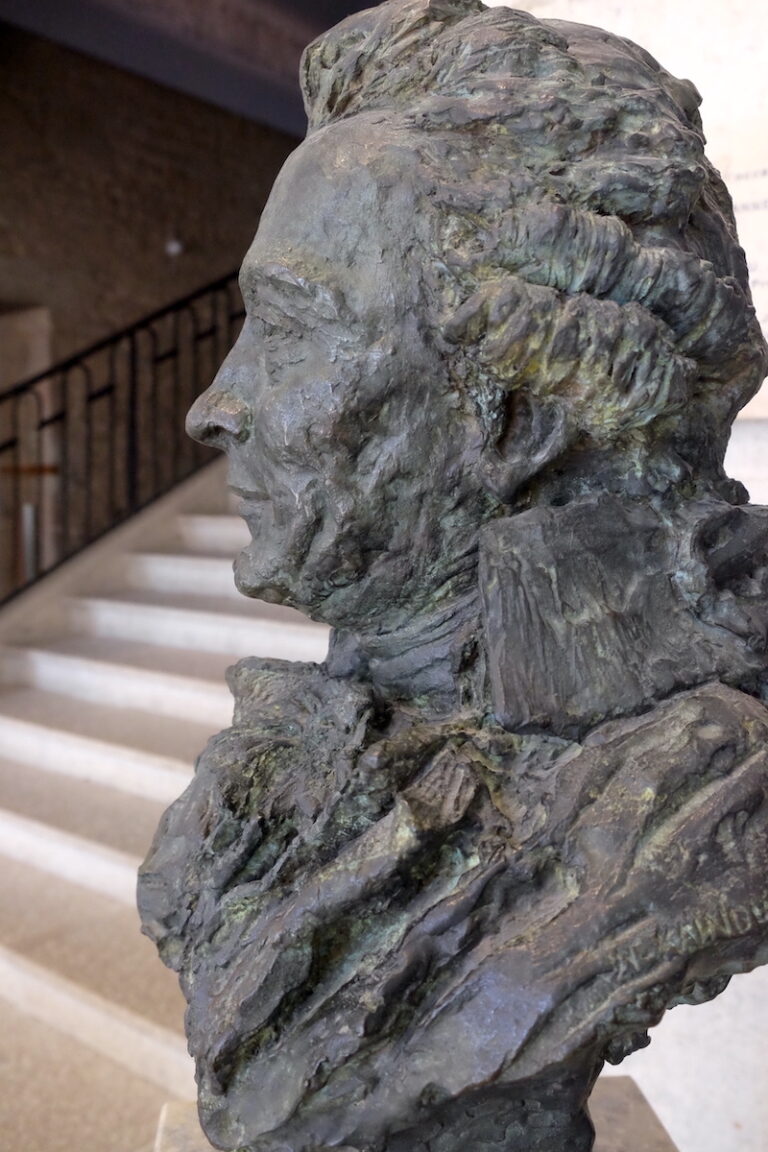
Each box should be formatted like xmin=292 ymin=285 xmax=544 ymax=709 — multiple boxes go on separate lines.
xmin=154 ymin=1078 xmax=679 ymax=1152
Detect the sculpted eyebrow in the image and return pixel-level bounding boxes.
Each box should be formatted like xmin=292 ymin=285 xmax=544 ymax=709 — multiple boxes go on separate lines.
xmin=239 ymin=263 xmax=346 ymax=322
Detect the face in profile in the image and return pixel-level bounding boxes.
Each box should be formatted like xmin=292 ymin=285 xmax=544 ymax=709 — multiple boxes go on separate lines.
xmin=186 ymin=127 xmax=489 ymax=634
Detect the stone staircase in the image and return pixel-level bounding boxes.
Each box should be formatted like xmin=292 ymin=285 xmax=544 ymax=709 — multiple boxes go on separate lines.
xmin=0 ymin=459 xmax=329 ymax=1152
xmin=2 ymin=430 xmax=768 ymax=1152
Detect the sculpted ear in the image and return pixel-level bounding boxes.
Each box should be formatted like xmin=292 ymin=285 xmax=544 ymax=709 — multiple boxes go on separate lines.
xmin=478 ymin=393 xmax=571 ymax=504
xmin=442 ymin=281 xmax=574 ymax=504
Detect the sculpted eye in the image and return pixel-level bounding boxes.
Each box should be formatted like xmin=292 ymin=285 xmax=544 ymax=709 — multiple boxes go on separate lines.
xmin=251 ymin=314 xmax=290 ymax=346
xmin=250 ymin=314 xmax=311 ymax=374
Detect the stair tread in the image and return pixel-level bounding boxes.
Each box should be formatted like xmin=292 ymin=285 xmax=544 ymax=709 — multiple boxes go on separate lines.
xmin=7 ymin=632 xmax=240 ymax=685
xmin=0 ymin=857 xmax=185 ymax=1034
xmin=76 ymin=586 xmax=324 ymax=630
xmin=115 ymin=549 xmax=249 ymax=602
xmin=0 ymin=685 xmax=214 ymax=762
xmin=129 ymin=547 xmax=241 ymax=563
xmin=177 ymin=511 xmax=244 ymax=525
xmin=0 ymin=757 xmax=168 ymax=858
xmin=0 ymin=997 xmax=170 ymax=1152
xmin=173 ymin=510 xmax=250 ymax=552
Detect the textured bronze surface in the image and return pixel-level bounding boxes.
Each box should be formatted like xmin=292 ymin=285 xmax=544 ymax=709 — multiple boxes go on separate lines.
xmin=138 ymin=3 xmax=768 ymax=1150
xmin=155 ymin=1079 xmax=679 ymax=1152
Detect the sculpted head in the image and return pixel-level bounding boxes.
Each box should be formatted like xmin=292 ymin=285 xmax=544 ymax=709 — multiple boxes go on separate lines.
xmin=187 ymin=0 xmax=767 ymax=631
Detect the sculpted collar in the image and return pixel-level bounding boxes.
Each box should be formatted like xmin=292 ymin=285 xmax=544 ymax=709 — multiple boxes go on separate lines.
xmin=480 ymin=493 xmax=768 ymax=739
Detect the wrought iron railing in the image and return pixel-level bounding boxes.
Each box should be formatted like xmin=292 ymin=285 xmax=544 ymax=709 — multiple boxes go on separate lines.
xmin=0 ymin=271 xmax=244 ymax=605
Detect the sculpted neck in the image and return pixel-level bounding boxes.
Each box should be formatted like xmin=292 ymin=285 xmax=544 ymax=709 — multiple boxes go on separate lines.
xmin=327 ymin=491 xmax=768 ymax=736
xmin=326 ymin=585 xmax=487 ymax=718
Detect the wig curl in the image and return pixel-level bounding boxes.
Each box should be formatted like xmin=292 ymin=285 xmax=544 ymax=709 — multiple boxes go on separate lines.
xmin=302 ymin=0 xmax=767 ymax=497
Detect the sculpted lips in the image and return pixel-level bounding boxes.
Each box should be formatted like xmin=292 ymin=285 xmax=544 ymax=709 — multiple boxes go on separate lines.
xmin=227 ymin=484 xmax=270 ymax=536
xmin=228 ymin=482 xmax=269 ymax=506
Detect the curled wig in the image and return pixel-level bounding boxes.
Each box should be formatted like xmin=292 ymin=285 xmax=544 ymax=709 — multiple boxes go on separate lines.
xmin=301 ymin=0 xmax=767 ymax=499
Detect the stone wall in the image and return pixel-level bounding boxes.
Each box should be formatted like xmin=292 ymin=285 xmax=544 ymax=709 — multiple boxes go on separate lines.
xmin=0 ymin=22 xmax=297 ymax=365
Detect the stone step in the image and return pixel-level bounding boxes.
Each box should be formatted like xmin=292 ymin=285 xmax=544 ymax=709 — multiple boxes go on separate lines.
xmin=0 ymin=634 xmax=234 ymax=727
xmin=76 ymin=582 xmax=316 ymax=627
xmin=0 ymin=997 xmax=172 ymax=1152
xmin=70 ymin=590 xmax=330 ymax=661
xmin=0 ymin=755 xmax=166 ymax=859
xmin=174 ymin=511 xmax=249 ymax=554
xmin=0 ymin=858 xmax=192 ymax=1097
xmin=0 ymin=946 xmax=193 ymax=1103
xmin=154 ymin=468 xmax=235 ymax=517
xmin=122 ymin=551 xmax=244 ymax=600
xmin=0 ymin=686 xmax=200 ymax=802
xmin=0 ymin=808 xmax=140 ymax=904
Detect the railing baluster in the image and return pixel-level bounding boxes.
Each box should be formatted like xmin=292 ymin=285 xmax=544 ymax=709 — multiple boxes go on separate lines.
xmin=38 ymin=372 xmax=61 ymax=572
xmin=10 ymin=393 xmax=22 ymax=590
xmin=146 ymin=324 xmax=161 ymax=499
xmin=58 ymin=370 xmax=70 ymax=566
xmin=81 ymin=362 xmax=95 ymax=541
xmin=170 ymin=308 xmax=183 ymax=483
xmin=106 ymin=342 xmax=119 ymax=526
xmin=127 ymin=330 xmax=139 ymax=514
xmin=18 ymin=387 xmax=44 ymax=582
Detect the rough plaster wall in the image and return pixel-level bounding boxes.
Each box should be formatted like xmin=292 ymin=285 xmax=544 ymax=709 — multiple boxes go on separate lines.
xmin=0 ymin=23 xmax=296 ymax=364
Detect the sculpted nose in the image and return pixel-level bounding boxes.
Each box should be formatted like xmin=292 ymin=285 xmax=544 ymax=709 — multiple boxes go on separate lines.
xmin=186 ymin=381 xmax=250 ymax=448
xmin=187 ymin=324 xmax=257 ymax=448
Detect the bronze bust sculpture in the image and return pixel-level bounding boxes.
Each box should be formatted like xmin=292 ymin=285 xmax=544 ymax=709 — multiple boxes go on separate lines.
xmin=138 ymin=2 xmax=768 ymax=1149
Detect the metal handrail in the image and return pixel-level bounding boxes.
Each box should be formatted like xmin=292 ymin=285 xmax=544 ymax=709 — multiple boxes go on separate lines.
xmin=0 ymin=271 xmax=244 ymax=605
